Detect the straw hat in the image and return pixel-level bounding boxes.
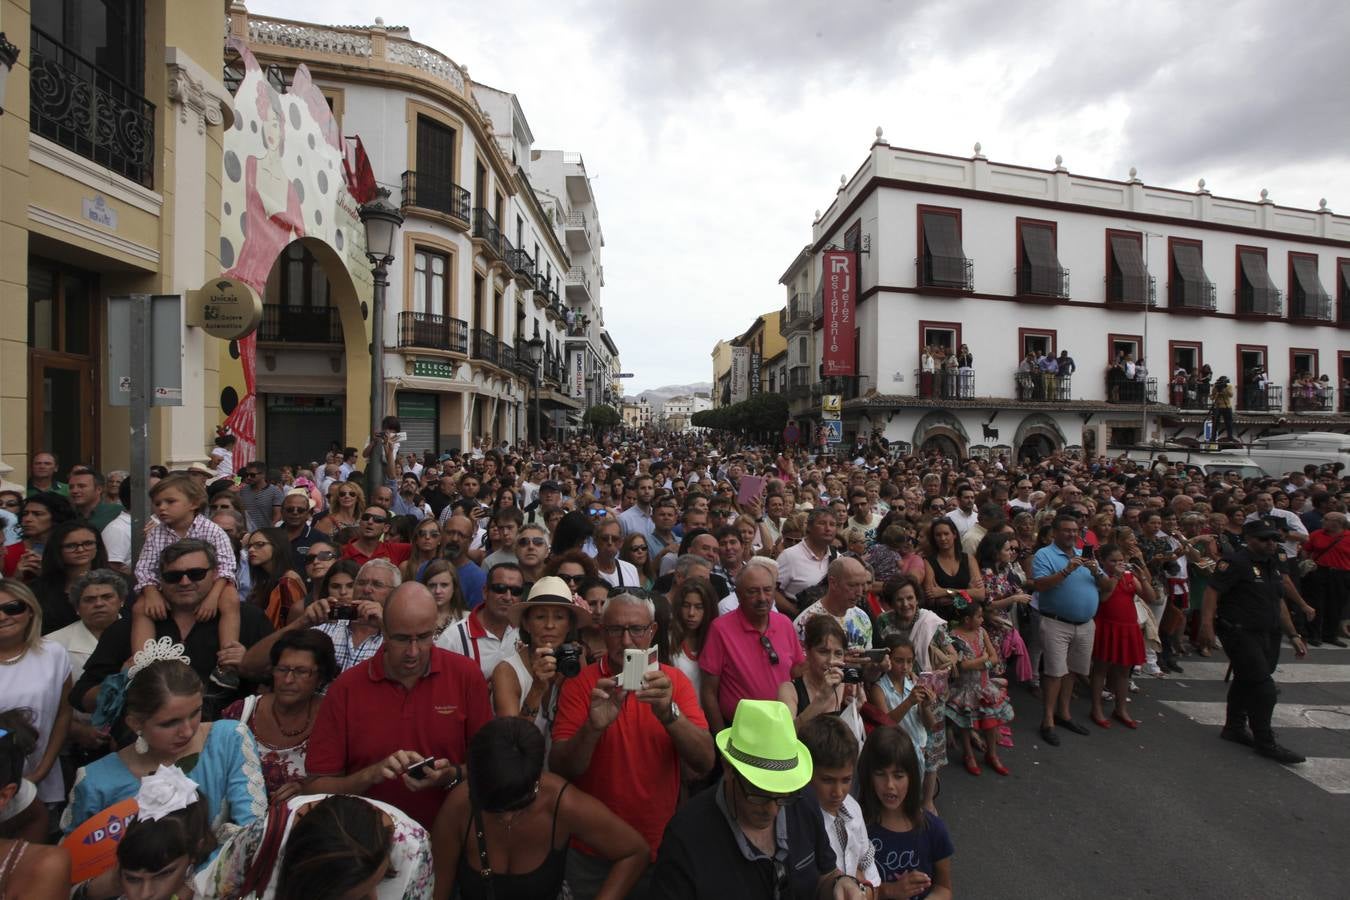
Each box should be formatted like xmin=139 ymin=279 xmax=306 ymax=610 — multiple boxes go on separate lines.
xmin=505 ymin=576 xmax=592 ymax=628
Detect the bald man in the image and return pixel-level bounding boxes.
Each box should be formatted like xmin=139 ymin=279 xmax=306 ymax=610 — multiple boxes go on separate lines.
xmin=792 ymin=556 xmax=875 ymax=650
xmin=305 ymin=582 xmax=493 ymax=828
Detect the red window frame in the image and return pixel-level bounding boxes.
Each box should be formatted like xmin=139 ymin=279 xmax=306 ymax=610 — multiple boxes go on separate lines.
xmin=1168 ymin=341 xmax=1203 ymax=374
xmin=1234 ymin=245 xmax=1272 ymax=318
xmin=1166 ymin=236 xmax=1208 ymax=313
xmin=1337 ymin=257 xmax=1350 ymax=326
xmin=1287 ymin=250 xmax=1320 ymax=321
xmin=916 ymin=205 xmax=964 ymax=289
xmin=1015 ymin=217 xmax=1060 ymax=299
xmin=1106 ymin=333 xmax=1143 ymax=365
xmin=1289 ymin=347 xmax=1319 ymax=377
xmin=1017 ymin=328 xmax=1057 ymax=358
xmin=1104 ymin=228 xmax=1144 ymax=304
xmin=917 ymin=320 xmax=961 ymax=356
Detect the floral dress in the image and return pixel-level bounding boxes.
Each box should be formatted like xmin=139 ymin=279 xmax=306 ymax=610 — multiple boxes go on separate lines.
xmin=943 ymin=628 xmax=1014 ymax=731
xmin=221 ymin=695 xmax=308 ymax=799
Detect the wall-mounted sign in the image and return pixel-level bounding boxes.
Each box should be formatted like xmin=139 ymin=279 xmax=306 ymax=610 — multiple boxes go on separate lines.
xmin=821 ymin=394 xmax=842 ymax=418
xmin=82 ymin=195 xmax=118 ymax=229
xmin=187 ymin=278 xmax=262 ymax=340
xmin=413 ymin=359 xmax=455 ymax=380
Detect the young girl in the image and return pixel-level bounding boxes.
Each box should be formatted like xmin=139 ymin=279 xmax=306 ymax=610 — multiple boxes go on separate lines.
xmin=867 ymin=636 xmax=938 ymax=778
xmin=209 ymin=432 xmax=236 ymax=478
xmin=944 ymin=596 xmax=1014 ymax=777
xmin=670 ymin=577 xmax=720 ymax=695
xmin=418 ymin=560 xmax=467 ymax=637
xmin=131 ymin=475 xmax=239 ymax=688
xmin=859 ymin=727 xmax=954 ymax=900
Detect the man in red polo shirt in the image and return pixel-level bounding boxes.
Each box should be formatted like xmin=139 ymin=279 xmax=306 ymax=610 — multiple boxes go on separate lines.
xmin=340 ymin=505 xmax=412 ymax=567
xmin=305 ymin=582 xmax=492 ymax=827
xmin=551 ymin=589 xmax=714 ymax=898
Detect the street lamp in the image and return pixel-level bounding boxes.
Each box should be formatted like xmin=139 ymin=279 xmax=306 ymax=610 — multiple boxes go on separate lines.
xmin=0 ymin=34 xmax=19 ymax=116
xmin=359 ymin=185 xmax=404 ymax=496
xmin=525 ymin=331 xmax=545 ymax=445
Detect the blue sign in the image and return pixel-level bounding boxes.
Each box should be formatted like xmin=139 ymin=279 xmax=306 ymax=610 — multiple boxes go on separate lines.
xmin=824 ymin=419 xmax=843 ymax=444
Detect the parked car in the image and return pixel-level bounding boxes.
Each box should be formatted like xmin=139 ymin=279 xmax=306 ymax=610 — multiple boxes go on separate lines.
xmin=1124 ymin=445 xmax=1267 ymax=480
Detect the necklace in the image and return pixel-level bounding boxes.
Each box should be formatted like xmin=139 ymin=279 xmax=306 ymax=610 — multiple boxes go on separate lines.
xmin=270 ymin=696 xmax=314 ymax=738
xmin=0 ymin=648 xmax=26 ymax=666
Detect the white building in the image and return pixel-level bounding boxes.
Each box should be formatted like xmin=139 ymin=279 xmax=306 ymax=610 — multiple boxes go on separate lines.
xmin=784 ymin=134 xmax=1350 ymax=460
xmin=661 ymin=394 xmax=712 ymax=431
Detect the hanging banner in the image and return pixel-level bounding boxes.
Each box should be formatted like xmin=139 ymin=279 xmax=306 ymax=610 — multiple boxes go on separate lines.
xmin=730 ymin=346 xmax=751 ymax=403
xmin=570 ymin=350 xmax=586 ymax=399
xmin=822 ymin=251 xmax=856 ymax=376
xmin=749 ymin=351 xmax=762 ymax=395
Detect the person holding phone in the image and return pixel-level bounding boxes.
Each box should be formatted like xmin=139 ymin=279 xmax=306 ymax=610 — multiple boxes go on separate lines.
xmin=1089 ymin=545 xmax=1153 ymax=729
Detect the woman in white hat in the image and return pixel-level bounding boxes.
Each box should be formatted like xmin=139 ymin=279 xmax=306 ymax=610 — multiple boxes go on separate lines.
xmin=490 ymin=576 xmax=591 ymax=741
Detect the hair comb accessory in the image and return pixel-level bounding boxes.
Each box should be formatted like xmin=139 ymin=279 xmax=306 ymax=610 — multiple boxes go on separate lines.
xmin=134 ymin=765 xmax=200 ymax=822
xmin=127 ymin=636 xmax=191 ymax=682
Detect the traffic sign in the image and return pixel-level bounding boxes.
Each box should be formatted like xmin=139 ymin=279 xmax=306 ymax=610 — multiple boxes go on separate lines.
xmin=821 ymin=394 xmax=842 ymax=418
xmin=824 ymin=419 xmax=843 ymax=444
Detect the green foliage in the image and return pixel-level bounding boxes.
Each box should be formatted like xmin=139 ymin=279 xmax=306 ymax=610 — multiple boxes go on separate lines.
xmin=583 ymin=404 xmax=621 ymax=429
xmin=690 ymin=393 xmax=788 ymax=436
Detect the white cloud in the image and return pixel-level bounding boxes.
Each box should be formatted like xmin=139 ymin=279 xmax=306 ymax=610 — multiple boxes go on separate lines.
xmin=250 ymin=0 xmax=1350 ymax=392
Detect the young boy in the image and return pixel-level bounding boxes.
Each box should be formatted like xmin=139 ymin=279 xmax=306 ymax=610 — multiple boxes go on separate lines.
xmin=799 ymin=716 xmax=879 ymax=891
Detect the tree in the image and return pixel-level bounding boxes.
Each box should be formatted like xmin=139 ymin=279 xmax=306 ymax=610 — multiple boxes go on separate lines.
xmin=583 ymin=404 xmax=620 ymax=433
xmin=691 ymin=393 xmax=787 ymax=440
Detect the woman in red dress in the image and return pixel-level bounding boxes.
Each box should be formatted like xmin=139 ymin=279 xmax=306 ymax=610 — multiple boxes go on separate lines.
xmin=1089 ymin=544 xmax=1156 ymax=729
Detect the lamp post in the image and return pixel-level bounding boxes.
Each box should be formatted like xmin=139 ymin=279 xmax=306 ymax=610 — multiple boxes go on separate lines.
xmin=359 ymin=186 xmax=404 ymax=497
xmin=525 ymin=332 xmax=544 ymax=446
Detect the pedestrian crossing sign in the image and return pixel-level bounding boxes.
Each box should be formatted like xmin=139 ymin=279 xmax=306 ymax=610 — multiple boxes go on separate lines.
xmin=824 ymin=420 xmax=843 ymax=444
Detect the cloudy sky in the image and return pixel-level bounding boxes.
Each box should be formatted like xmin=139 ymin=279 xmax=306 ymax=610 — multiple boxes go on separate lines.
xmin=254 ymin=0 xmax=1350 ymax=393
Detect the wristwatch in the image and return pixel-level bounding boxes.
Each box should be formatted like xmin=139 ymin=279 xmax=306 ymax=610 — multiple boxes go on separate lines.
xmin=660 ymin=702 xmax=681 ymax=726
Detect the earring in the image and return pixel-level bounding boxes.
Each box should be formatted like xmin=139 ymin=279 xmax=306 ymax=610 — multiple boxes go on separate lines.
xmin=134 ymin=732 xmax=149 ymax=754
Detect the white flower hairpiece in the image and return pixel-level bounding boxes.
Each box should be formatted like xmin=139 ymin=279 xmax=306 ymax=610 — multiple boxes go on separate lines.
xmin=135 ymin=765 xmax=200 ymax=822
xmin=127 ymin=636 xmax=192 ymax=681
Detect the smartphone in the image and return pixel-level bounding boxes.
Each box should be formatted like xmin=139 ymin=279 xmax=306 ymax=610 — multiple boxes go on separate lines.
xmin=1080 ymin=544 xmax=1095 ymax=560
xmin=860 ymin=648 xmax=890 ymax=663
xmin=621 ymin=646 xmax=658 ymax=692
xmin=918 ymin=671 xmax=948 ymax=697
xmin=404 ymin=757 xmax=437 ymax=780
xmin=392 ymin=432 xmax=409 ymax=444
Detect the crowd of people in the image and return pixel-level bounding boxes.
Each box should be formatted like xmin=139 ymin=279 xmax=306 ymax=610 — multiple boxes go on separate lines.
xmin=1 ymin=429 xmax=1347 ymax=898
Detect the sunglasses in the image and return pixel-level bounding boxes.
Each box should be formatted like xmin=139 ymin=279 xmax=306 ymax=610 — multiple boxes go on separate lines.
xmin=0 ymin=600 xmax=30 ymax=616
xmin=163 ymin=567 xmax=211 ymax=583
xmin=629 ymin=545 xmax=649 ymax=553
xmin=283 ymin=506 xmax=309 ymax=514
xmin=306 ymin=550 xmax=338 ymax=562
xmin=359 ymin=513 xmax=388 ymax=524
xmin=489 ymin=583 xmax=526 ymax=596
xmin=560 ymin=573 xmax=583 ymax=584
xmin=517 ymin=537 xmax=548 ymax=548
xmin=759 ymin=634 xmax=780 ymax=666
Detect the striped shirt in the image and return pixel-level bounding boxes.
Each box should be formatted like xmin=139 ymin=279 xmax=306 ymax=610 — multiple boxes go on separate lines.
xmin=133 ymin=514 xmax=238 ymax=592
xmin=312 ymin=620 xmax=384 ymax=672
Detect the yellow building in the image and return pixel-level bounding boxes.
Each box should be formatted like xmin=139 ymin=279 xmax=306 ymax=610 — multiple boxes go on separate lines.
xmin=710 ymin=310 xmax=785 ymax=407
xmin=0 ymin=0 xmax=375 ymax=477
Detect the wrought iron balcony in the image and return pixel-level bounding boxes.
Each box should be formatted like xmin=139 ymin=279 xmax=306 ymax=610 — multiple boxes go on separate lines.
xmin=1106 ymin=274 xmax=1157 ymax=307
xmin=1289 ymin=384 xmax=1334 ymax=413
xmin=398 ymin=311 xmax=467 ymax=354
xmin=498 ymin=340 xmax=516 ymax=372
xmin=914 ymin=370 xmax=974 ymax=400
xmin=30 ymin=27 xmax=155 ymax=187
xmin=258 ymin=305 xmax=343 ymax=344
xmin=1290 ymin=290 xmax=1332 ymax=321
xmin=1239 ymin=383 xmax=1283 ymax=412
xmin=1236 ymin=286 xmax=1282 ymax=316
xmin=472 ymin=208 xmax=503 ymax=258
xmin=400 ymin=171 xmax=470 ymax=224
xmin=1169 ymin=279 xmax=1216 ymax=311
xmin=508 ymin=247 xmax=536 ymax=279
xmin=1167 ymin=380 xmax=1211 ymax=410
xmin=471 ymin=328 xmax=499 ymax=365
xmin=1012 ymin=371 xmax=1072 ymax=401
xmin=915 ymin=256 xmax=974 ymax=292
xmin=1105 ymin=375 xmax=1157 ymax=404
xmin=1017 ymin=266 xmax=1070 ymax=299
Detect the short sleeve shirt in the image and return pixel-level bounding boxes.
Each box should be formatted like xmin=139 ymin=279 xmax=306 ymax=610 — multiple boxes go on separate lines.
xmin=1031 ymin=543 xmax=1099 ymax=622
xmin=1209 ymin=549 xmax=1283 ymax=631
xmin=239 ymin=483 xmax=285 ymax=532
xmin=793 ymin=602 xmax=873 ymax=650
xmin=700 ymin=607 xmax=805 ymax=724
xmin=868 ymin=812 xmax=954 ymax=898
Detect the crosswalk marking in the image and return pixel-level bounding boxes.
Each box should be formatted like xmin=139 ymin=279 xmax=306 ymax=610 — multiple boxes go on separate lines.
xmin=1166 ymin=662 xmax=1350 ymax=683
xmin=1157 ymin=701 xmax=1350 ymax=730
xmin=1287 ymin=758 xmax=1350 ymax=794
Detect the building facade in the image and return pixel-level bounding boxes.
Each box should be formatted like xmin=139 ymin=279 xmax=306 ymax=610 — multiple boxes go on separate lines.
xmin=710 ymin=311 xmax=787 ymax=408
xmin=783 ymin=136 xmax=1350 ymax=460
xmin=621 ymin=396 xmax=652 ymax=429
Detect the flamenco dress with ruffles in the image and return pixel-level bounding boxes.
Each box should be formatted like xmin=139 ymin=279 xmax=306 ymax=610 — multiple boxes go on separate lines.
xmin=1092 ymin=570 xmax=1145 ymax=666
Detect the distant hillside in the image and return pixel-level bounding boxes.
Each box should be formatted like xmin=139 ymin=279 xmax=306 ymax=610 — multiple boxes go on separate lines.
xmin=638 ymin=383 xmax=712 ymax=405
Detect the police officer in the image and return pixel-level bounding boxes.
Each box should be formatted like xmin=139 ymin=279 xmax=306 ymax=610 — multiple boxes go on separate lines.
xmin=1199 ymin=519 xmax=1308 ymax=764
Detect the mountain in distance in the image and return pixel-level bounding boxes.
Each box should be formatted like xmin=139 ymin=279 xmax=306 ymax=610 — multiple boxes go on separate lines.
xmin=634 ymin=383 xmax=712 ymax=406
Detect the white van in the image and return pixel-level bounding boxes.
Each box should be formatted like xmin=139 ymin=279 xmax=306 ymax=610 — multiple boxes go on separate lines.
xmin=1123 ymin=446 xmax=1267 ymax=480
xmin=1246 ymin=432 xmax=1350 ymax=476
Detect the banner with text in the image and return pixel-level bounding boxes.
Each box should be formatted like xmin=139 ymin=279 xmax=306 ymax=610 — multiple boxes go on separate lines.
xmin=750 ymin=351 xmax=762 ymax=395
xmin=570 ymin=350 xmax=586 ymax=399
xmin=730 ymin=346 xmax=751 ymax=403
xmin=822 ymin=251 xmax=856 ymax=376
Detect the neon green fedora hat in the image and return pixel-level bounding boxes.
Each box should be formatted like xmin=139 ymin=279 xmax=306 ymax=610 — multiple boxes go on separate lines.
xmin=715 ymin=700 xmax=813 ymax=794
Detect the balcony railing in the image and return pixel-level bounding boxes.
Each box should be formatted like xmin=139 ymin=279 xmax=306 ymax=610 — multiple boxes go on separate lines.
xmin=400 ymin=170 xmax=470 ymax=223
xmin=30 ymin=27 xmax=155 ymax=187
xmin=512 ymin=345 xmax=537 ymax=378
xmin=1168 ymin=381 xmax=1212 ymax=410
xmin=1290 ymin=291 xmax=1333 ymax=321
xmin=1289 ymin=385 xmax=1333 ymax=413
xmin=914 ymin=370 xmax=974 ymax=400
xmin=1013 ymin=371 xmax=1072 ymax=401
xmin=471 ymin=328 xmax=499 ymax=365
xmin=1237 ymin=286 xmax=1282 ymax=316
xmin=507 ymin=247 xmax=536 ymax=279
xmin=258 ymin=305 xmax=343 ymax=343
xmin=397 ymin=311 xmax=467 ymax=353
xmin=783 ymin=292 xmax=813 ymax=332
xmin=1017 ymin=266 xmax=1070 ymax=299
xmin=1169 ymin=279 xmax=1217 ymax=311
xmin=473 ymin=208 xmax=503 ymax=258
xmin=1106 ymin=274 xmax=1157 ymax=307
xmin=915 ymin=256 xmax=974 ymax=292
xmin=1238 ymin=383 xmax=1283 ymax=412
xmin=498 ymin=340 xmax=516 ymax=372
xmin=1105 ymin=376 xmax=1157 ymax=404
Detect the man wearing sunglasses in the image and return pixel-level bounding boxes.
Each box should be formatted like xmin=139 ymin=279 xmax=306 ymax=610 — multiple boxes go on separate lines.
xmin=280 ymin=488 xmax=320 ymax=558
xmin=439 ymin=562 xmax=523 ymax=679
xmin=340 ymin=506 xmax=412 ymax=568
xmin=551 ymin=589 xmax=713 ymax=897
xmin=72 ymin=539 xmax=272 ymax=727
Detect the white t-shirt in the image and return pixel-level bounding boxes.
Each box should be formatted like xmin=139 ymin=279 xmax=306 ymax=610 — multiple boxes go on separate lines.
xmin=210 ymin=446 xmax=234 ymax=477
xmin=821 ymin=796 xmax=880 ymax=888
xmin=946 ymin=506 xmax=979 ymax=536
xmin=596 ymin=559 xmax=641 ymax=589
xmin=101 ymin=511 xmax=133 ymax=566
xmin=0 ymin=640 xmax=72 ymax=802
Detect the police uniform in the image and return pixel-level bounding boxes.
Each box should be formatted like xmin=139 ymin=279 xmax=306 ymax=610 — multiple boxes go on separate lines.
xmin=1209 ymin=522 xmax=1303 ymax=761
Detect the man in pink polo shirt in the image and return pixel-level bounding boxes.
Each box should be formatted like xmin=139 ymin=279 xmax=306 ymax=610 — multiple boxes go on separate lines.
xmin=699 ymin=558 xmax=804 ymax=733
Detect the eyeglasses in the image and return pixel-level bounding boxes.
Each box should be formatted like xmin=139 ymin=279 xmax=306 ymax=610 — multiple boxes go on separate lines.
xmin=354 ymin=578 xmax=392 ymax=590
xmin=559 ymin=573 xmax=583 ymax=584
xmin=517 ymin=537 xmax=548 ymax=548
xmin=306 ymin=550 xmax=338 ymax=562
xmin=0 ymin=600 xmax=30 ymax=616
xmin=359 ymin=513 xmax=388 ymax=524
xmin=0 ymin=499 xmax=20 ymax=510
xmin=737 ymin=773 xmax=798 ymax=806
xmin=629 ymin=545 xmax=649 ymax=553
xmin=601 ymin=624 xmax=654 ymax=639
xmin=273 ymin=665 xmax=317 ymax=680
xmin=162 ymin=567 xmax=211 ymax=583
xmin=416 ymin=530 xmax=440 ymax=539
xmin=62 ymin=540 xmax=97 ymax=551
xmin=385 ymin=632 xmax=437 ymax=645
xmin=244 ymin=541 xmax=272 ymax=550
xmin=759 ymin=634 xmax=780 ymax=666
xmin=489 ymin=583 xmax=526 ymax=596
